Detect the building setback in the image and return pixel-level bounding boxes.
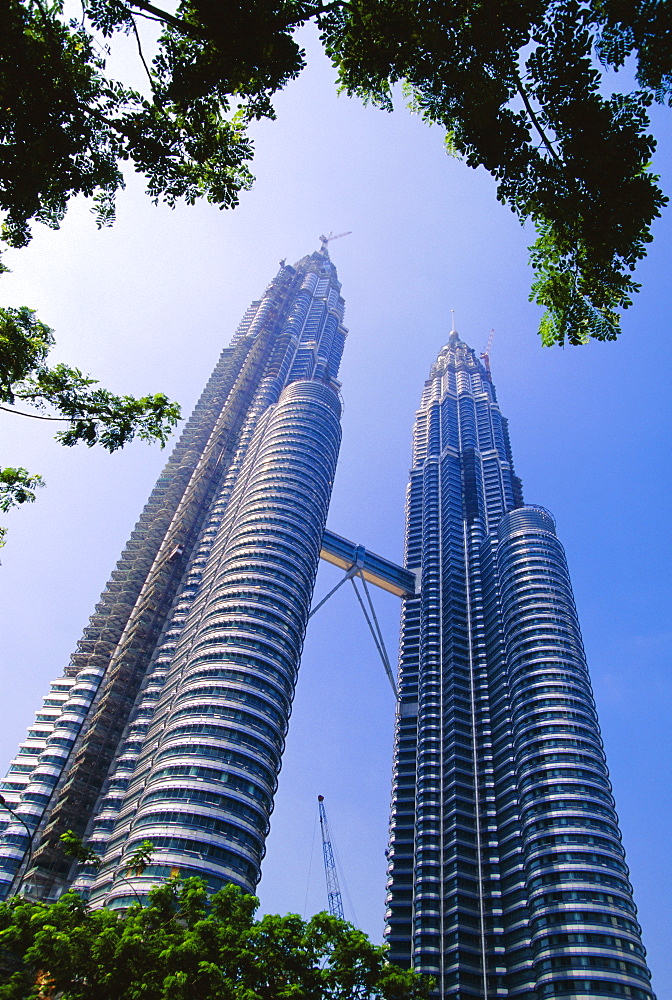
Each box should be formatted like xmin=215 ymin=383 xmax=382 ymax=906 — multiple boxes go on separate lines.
xmin=0 ymin=247 xmax=346 ymax=904
xmin=385 ymin=329 xmax=655 ymax=999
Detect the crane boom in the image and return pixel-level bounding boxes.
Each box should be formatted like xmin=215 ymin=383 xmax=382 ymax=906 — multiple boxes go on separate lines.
xmin=480 ymin=328 xmax=495 ymax=374
xmin=319 ymin=231 xmax=352 ymax=251
xmin=317 ymin=795 xmax=345 ymax=920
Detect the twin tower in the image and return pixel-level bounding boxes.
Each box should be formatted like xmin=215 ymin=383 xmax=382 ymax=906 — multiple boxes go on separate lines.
xmin=0 ymin=248 xmax=656 ymax=999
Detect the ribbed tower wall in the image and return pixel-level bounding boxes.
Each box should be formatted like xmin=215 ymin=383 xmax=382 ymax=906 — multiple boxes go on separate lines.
xmin=493 ymin=507 xmax=652 ymax=999
xmin=88 ymin=379 xmax=341 ymax=903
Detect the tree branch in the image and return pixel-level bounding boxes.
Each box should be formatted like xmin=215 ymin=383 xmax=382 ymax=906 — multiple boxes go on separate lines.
xmin=120 ymin=0 xmax=346 ymax=36
xmin=131 ymin=16 xmax=154 ymax=89
xmin=0 ymin=403 xmax=70 ymax=421
xmin=122 ymin=0 xmax=206 ymax=38
xmin=514 ymin=71 xmax=563 ymax=166
xmin=83 ymin=103 xmax=139 ymax=138
xmin=283 ymin=0 xmax=348 ymax=28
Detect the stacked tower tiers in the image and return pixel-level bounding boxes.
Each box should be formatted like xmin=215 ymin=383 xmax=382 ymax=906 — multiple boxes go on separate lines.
xmin=0 ymin=249 xmax=346 ymax=904
xmin=384 ymin=330 xmax=655 ymax=999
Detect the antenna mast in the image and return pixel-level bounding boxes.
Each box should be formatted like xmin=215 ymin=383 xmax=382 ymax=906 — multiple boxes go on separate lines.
xmin=317 ymin=795 xmax=345 ymax=920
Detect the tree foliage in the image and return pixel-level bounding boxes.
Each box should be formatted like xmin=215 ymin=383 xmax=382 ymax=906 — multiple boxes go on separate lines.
xmin=0 ymin=879 xmax=432 ymax=1000
xmin=58 ymin=831 xmax=102 ymax=870
xmin=1 ymin=0 xmax=670 ymax=350
xmin=60 ymin=830 xmax=154 ymax=880
xmin=0 ymin=305 xmax=181 ymax=449
xmin=0 ymin=305 xmax=180 ymax=542
xmin=0 ymin=468 xmax=45 ymax=545
xmin=320 ymin=0 xmax=670 ymax=345
xmin=0 ymin=0 xmax=308 ymax=249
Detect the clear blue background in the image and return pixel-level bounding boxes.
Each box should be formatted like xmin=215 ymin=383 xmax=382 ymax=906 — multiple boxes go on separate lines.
xmin=0 ymin=26 xmax=670 ymax=996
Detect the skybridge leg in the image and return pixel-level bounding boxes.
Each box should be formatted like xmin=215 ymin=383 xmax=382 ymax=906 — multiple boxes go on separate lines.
xmin=350 ymin=575 xmax=398 ymax=698
xmin=308 ymin=565 xmax=360 ymax=620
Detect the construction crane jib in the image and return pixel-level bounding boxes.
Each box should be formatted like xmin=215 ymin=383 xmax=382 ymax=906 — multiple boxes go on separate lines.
xmin=319 ymin=231 xmax=352 ymax=251
xmin=480 ymin=328 xmax=495 ymax=374
xmin=317 ymin=795 xmax=345 ymax=921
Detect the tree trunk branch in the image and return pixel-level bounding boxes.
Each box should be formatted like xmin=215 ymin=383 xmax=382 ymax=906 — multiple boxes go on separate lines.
xmin=0 ymin=403 xmax=70 ymax=422
xmin=123 ymin=0 xmax=205 ymax=37
xmin=514 ymin=72 xmax=563 ymax=166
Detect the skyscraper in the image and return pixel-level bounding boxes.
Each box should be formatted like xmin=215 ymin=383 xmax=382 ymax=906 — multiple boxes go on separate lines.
xmin=384 ymin=330 xmax=655 ymax=999
xmin=0 ymin=246 xmax=347 ymax=905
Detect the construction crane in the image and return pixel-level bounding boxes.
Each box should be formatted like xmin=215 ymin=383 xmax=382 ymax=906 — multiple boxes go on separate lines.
xmin=317 ymin=795 xmax=345 ymax=920
xmin=319 ymin=231 xmax=352 ymax=251
xmin=480 ymin=328 xmax=495 ymax=374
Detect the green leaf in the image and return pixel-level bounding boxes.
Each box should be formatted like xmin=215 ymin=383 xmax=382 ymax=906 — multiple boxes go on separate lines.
xmin=0 ymin=880 xmax=431 ymax=1000
xmin=59 ymin=830 xmax=101 ymax=868
xmin=0 ymin=467 xmax=45 ymax=513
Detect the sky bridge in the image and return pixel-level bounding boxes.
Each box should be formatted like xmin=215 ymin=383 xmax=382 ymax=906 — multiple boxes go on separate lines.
xmin=320 ymin=528 xmax=417 ymax=598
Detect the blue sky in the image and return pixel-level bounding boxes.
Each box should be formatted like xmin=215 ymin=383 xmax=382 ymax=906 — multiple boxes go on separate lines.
xmin=0 ymin=24 xmax=670 ymax=995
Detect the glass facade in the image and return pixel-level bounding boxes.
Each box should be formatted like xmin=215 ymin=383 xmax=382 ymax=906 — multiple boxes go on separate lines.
xmin=0 ymin=249 xmax=347 ymax=903
xmin=385 ymin=331 xmax=655 ymax=999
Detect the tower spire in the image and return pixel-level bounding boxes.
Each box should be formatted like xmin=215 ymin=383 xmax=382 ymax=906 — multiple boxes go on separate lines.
xmin=449 ymin=308 xmax=459 ymax=342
